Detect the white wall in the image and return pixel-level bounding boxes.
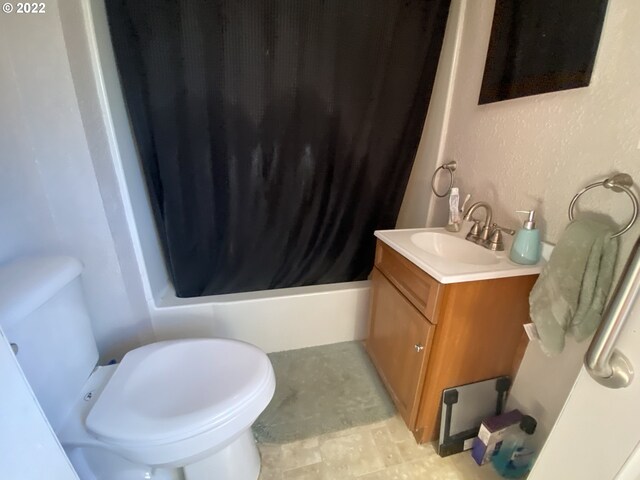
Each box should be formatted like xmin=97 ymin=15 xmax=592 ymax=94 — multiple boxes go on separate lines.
xmin=0 ymin=328 xmax=78 ymax=480
xmin=396 ymin=0 xmax=466 ymax=228
xmin=62 ymin=0 xmax=171 ymax=303
xmin=445 ymin=0 xmax=640 ymax=253
xmin=404 ymin=0 xmax=640 ymax=444
xmin=0 ymin=1 xmax=154 ymax=360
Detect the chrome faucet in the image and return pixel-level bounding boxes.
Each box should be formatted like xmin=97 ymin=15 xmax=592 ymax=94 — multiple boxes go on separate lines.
xmin=463 ymin=202 xmax=493 ymax=243
xmin=462 ymin=201 xmax=516 ymax=250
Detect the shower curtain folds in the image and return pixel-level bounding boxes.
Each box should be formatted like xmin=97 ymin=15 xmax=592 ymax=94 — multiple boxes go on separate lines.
xmin=106 ymin=0 xmax=451 ymax=297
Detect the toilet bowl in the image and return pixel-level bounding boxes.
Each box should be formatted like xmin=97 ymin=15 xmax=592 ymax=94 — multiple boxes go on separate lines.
xmin=60 ymin=338 xmax=275 ymax=480
xmin=0 ymin=256 xmax=276 ymax=480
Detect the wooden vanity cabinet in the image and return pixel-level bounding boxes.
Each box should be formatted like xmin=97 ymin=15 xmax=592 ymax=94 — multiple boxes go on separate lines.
xmin=367 ymin=268 xmax=435 ymax=427
xmin=365 ymin=240 xmax=537 ymax=444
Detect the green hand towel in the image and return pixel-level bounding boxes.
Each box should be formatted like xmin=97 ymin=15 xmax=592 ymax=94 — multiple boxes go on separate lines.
xmin=529 ymin=218 xmax=618 ymax=355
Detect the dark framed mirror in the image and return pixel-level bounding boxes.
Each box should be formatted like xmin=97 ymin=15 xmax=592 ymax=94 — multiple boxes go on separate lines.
xmin=479 ymin=0 xmax=609 ymax=105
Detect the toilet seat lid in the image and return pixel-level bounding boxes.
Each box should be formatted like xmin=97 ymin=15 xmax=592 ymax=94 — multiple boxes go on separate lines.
xmin=86 ymin=338 xmax=273 ymax=446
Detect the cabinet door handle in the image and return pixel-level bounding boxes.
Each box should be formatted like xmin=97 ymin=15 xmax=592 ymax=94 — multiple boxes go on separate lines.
xmin=414 ymin=343 xmax=425 ymax=353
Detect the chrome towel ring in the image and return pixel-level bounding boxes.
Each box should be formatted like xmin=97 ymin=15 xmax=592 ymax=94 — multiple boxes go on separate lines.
xmin=431 ymin=161 xmax=457 ymax=198
xmin=568 ymin=173 xmax=639 ymax=238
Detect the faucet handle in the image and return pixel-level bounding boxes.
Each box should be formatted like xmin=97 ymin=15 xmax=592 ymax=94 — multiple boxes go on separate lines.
xmin=486 ymin=229 xmax=505 ymax=251
xmin=491 ymin=223 xmax=515 ymax=236
xmin=465 ymin=220 xmax=482 ymax=241
xmin=485 ymin=224 xmax=514 ymax=251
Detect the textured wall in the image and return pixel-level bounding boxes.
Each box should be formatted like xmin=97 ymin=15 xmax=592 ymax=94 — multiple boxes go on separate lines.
xmin=438 ymin=0 xmax=640 ymax=446
xmin=445 ymin=0 xmax=640 ymax=260
xmin=0 ymin=1 xmax=153 ymax=360
xmin=397 ymin=0 xmax=465 ymax=228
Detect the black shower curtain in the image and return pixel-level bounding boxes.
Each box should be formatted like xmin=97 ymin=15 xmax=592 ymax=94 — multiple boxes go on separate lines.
xmin=106 ymin=0 xmax=450 ymax=297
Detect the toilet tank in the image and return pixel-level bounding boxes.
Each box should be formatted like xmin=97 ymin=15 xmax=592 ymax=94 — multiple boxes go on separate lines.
xmin=0 ymin=256 xmax=99 ymax=431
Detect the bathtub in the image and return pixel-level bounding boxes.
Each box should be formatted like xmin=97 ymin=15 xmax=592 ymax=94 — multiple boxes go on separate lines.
xmin=151 ymin=281 xmax=371 ymax=353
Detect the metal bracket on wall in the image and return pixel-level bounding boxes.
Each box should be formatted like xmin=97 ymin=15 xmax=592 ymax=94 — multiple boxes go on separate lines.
xmin=431 ymin=161 xmax=457 ymax=198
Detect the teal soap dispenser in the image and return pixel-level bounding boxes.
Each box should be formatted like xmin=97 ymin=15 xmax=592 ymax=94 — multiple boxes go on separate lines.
xmin=509 ymin=210 xmax=541 ymax=265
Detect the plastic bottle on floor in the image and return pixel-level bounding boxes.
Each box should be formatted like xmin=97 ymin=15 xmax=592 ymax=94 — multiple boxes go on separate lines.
xmin=491 ymin=415 xmax=537 ymax=478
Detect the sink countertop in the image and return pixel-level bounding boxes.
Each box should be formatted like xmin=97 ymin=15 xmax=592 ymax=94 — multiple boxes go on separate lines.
xmin=374 ymin=225 xmax=550 ymax=284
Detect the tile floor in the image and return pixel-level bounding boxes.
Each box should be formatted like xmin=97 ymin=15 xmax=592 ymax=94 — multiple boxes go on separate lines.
xmin=257 ymin=413 xmax=503 ymax=480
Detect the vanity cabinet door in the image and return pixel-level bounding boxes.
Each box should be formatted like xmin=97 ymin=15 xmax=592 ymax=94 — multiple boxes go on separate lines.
xmin=366 ymin=268 xmax=435 ymax=429
xmin=375 ymin=241 xmax=442 ymax=321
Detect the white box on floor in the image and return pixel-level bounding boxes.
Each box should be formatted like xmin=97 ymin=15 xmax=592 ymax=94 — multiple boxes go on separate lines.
xmin=471 ymin=409 xmax=523 ymax=465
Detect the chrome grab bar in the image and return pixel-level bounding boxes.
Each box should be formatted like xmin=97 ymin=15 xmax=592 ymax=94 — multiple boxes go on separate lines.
xmin=584 ymin=234 xmax=640 ymax=389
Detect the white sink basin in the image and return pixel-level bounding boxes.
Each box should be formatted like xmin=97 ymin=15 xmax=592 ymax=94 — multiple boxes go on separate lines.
xmin=410 ymin=232 xmax=500 ymax=266
xmin=374 ymin=227 xmax=546 ymax=284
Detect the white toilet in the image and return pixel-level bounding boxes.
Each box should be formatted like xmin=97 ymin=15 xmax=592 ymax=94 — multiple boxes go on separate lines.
xmin=0 ymin=256 xmax=276 ymax=480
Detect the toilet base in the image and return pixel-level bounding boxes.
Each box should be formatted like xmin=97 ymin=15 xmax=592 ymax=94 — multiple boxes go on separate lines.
xmin=183 ymin=429 xmax=261 ymax=480
xmin=66 ymin=429 xmax=261 ymax=480
xmin=65 ymin=445 xmax=182 ymax=480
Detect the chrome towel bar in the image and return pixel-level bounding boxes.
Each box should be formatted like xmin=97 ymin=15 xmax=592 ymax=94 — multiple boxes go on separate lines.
xmin=568 ymin=173 xmax=639 ymax=238
xmin=431 ymin=161 xmax=457 ymax=198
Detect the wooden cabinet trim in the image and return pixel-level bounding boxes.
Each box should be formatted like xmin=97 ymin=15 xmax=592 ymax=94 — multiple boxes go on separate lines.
xmin=366 ymin=268 xmax=435 ymax=428
xmin=374 ymin=240 xmax=442 ymax=322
